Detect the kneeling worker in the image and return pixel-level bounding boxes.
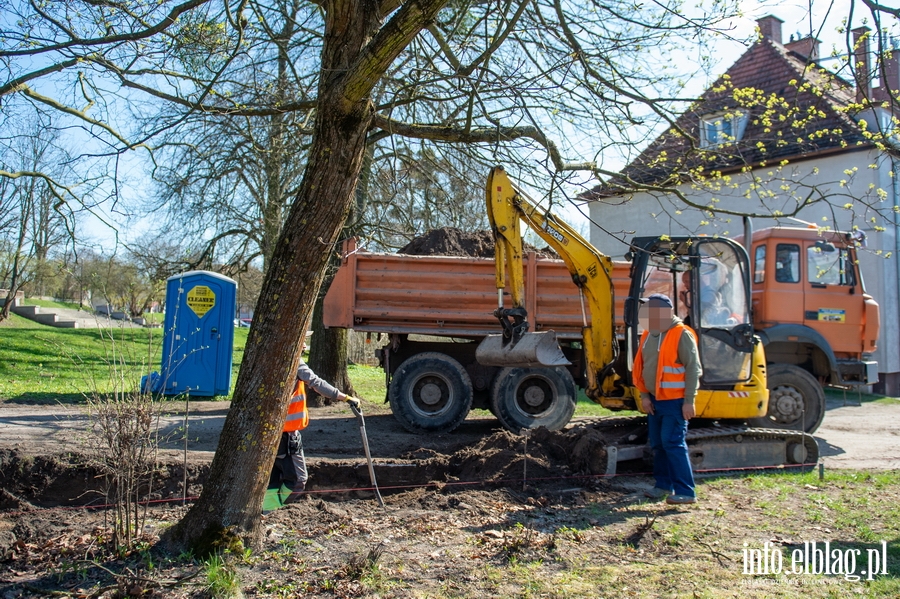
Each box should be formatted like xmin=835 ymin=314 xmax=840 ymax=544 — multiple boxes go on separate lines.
xmin=633 ymin=293 xmax=701 ymax=505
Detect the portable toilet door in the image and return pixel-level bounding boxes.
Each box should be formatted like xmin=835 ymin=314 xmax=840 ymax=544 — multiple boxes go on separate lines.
xmin=158 ymin=271 xmax=237 ymax=396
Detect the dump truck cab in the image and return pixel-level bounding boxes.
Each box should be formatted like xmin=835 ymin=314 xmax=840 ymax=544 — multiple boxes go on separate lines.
xmin=728 ymin=226 xmax=879 ymax=433
xmin=746 ymin=227 xmax=878 ymax=385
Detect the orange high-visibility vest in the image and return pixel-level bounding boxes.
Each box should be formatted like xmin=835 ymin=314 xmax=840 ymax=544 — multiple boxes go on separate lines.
xmin=633 ymin=324 xmax=698 ymax=400
xmin=283 ymin=379 xmax=309 ymax=432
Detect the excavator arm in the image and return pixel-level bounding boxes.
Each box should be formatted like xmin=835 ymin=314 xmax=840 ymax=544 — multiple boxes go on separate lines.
xmin=479 ymin=166 xmax=618 ymax=400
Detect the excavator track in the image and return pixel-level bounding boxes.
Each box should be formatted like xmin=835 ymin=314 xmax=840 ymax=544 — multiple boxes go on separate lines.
xmin=570 ymin=416 xmax=819 ymax=474
xmin=686 ymin=425 xmax=819 ymax=474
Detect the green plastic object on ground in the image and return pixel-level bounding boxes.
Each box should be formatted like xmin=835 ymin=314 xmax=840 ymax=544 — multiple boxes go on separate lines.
xmin=262 ymin=483 xmax=295 ymax=513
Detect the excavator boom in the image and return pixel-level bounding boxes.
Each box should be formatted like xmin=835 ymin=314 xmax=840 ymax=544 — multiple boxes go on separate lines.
xmin=477 ymin=166 xmax=618 ymax=399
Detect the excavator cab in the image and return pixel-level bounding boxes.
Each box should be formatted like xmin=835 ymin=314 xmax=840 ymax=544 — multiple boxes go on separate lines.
xmin=625 ymin=236 xmax=756 ymax=388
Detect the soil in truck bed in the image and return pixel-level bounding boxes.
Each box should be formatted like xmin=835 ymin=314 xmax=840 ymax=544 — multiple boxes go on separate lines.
xmin=398 ymin=227 xmax=558 ymax=258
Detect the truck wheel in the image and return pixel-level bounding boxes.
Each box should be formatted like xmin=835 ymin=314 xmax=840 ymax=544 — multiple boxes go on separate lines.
xmin=388 ymin=352 xmax=473 ymax=433
xmin=750 ymin=363 xmax=825 ymax=434
xmin=490 ymin=366 xmax=576 ymax=433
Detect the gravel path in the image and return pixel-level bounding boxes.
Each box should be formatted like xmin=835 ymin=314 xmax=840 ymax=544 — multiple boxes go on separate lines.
xmin=1 ymin=397 xmax=897 ymax=470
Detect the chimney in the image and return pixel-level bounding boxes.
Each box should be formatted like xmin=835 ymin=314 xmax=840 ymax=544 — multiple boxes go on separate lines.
xmin=853 ymin=26 xmax=872 ymax=103
xmin=757 ymin=15 xmax=783 ymax=44
xmin=785 ymin=36 xmax=820 ymax=61
xmin=873 ymin=39 xmax=899 ymax=104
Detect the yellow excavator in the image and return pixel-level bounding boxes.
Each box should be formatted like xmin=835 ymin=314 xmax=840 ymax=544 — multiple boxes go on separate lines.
xmin=476 ymin=166 xmax=817 ymax=471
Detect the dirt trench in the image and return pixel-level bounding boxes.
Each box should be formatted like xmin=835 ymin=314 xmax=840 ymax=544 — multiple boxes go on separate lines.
xmin=0 ymin=427 xmax=609 ymax=511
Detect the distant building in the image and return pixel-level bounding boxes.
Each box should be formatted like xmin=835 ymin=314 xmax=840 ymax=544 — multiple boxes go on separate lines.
xmin=588 ymin=16 xmax=900 ymax=392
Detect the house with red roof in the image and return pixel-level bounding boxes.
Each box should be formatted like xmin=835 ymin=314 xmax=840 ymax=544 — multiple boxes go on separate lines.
xmin=588 ymin=15 xmax=900 ymax=392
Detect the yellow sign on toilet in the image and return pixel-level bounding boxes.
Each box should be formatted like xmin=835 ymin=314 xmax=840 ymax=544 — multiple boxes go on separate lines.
xmin=186 ymin=285 xmax=216 ymax=318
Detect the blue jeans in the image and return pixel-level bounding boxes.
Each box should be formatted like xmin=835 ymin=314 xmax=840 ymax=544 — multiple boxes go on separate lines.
xmin=647 ymin=397 xmax=695 ymax=497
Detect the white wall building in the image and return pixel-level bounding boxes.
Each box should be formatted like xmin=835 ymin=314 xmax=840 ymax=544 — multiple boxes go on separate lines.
xmin=589 ymin=16 xmax=900 ymax=393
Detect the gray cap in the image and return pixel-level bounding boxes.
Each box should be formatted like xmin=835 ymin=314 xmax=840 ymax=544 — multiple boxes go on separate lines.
xmin=639 ymin=293 xmax=673 ymax=308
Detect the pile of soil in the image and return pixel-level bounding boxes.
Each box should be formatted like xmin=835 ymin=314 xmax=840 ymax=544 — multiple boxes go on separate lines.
xmin=399 ymin=227 xmax=558 ymax=258
xmin=445 ymin=427 xmax=608 ymax=482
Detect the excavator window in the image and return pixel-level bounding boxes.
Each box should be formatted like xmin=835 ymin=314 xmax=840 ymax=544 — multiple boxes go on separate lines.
xmin=627 ymin=236 xmax=754 ymax=386
xmin=694 ymin=241 xmax=752 ymax=384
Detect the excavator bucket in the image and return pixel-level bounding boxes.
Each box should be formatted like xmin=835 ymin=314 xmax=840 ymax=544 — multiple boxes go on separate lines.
xmin=476 ymin=331 xmax=571 ymax=368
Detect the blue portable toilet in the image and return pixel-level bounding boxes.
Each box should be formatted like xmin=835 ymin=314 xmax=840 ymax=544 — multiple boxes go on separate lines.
xmin=143 ymin=271 xmax=237 ymax=396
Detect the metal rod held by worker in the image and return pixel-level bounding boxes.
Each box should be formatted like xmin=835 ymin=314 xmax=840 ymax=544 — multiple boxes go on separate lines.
xmin=350 ymin=402 xmax=385 ymax=508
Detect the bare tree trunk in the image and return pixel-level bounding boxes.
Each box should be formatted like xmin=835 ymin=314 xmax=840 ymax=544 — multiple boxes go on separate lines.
xmin=164 ymin=0 xmax=425 ymax=554
xmin=307 ymin=284 xmax=355 ymax=407
xmin=0 ymin=199 xmax=31 ymax=322
xmin=307 ymin=143 xmax=373 ymax=405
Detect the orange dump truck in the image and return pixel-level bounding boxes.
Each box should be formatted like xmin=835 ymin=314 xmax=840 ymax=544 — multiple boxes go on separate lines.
xmin=324 ymin=227 xmax=878 ymax=434
xmin=742 ymin=226 xmax=879 ymax=430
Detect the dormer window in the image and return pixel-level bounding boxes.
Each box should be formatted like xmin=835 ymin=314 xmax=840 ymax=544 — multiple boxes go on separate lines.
xmin=700 ymin=112 xmax=748 ymax=147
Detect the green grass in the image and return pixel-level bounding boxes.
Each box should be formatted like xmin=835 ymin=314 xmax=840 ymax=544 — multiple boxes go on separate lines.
xmin=825 ymin=388 xmax=900 ymax=405
xmin=21 ymin=298 xmax=86 ymax=310
xmin=575 ymin=389 xmax=640 ymax=418
xmin=1 ymin=312 xmax=42 ymax=329
xmin=0 ymin=314 xmax=249 ymax=403
xmin=202 ymin=553 xmax=241 ymax=599
xmin=0 ymin=320 xmax=164 ymax=403
xmin=141 ymin=312 xmax=165 ymax=325
xmin=348 ymin=363 xmax=386 ymax=402
xmin=0 ymin=315 xmax=641 ymax=417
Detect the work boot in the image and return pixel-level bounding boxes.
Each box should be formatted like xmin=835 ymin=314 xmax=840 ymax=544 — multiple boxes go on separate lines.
xmin=665 ymin=494 xmax=697 ymax=505
xmin=285 ymin=484 xmax=306 ymax=505
xmin=643 ymin=487 xmax=672 ymax=499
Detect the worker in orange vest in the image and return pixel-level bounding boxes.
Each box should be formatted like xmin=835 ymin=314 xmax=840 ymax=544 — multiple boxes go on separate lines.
xmin=633 ymin=293 xmax=702 ymax=505
xmin=270 ymin=338 xmax=361 ymax=504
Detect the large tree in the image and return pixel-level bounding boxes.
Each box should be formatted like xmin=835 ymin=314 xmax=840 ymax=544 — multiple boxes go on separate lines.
xmin=166 ymin=0 xmax=455 ymax=551
xmin=5 ymin=0 xmax=899 ymax=552
xmin=166 ymin=0 xmax=735 ymax=550
xmin=0 ymin=122 xmax=76 ymax=318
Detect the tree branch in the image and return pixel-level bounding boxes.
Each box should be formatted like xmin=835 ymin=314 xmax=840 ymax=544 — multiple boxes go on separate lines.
xmin=371 ymin=113 xmax=595 ymax=171
xmin=0 ymin=58 xmax=79 ymax=97
xmin=456 ymin=0 xmax=529 ymax=77
xmin=16 ymin=85 xmax=135 ymax=148
xmin=111 ymin=69 xmax=317 ymax=117
xmin=336 ymin=0 xmax=448 ymax=109
xmin=0 ymin=0 xmax=213 ymax=58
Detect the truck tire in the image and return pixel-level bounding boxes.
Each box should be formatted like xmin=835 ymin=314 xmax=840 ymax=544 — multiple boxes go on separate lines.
xmin=750 ymin=363 xmax=825 ymax=434
xmin=490 ymin=366 xmax=577 ymax=433
xmin=388 ymin=352 xmax=473 ymax=433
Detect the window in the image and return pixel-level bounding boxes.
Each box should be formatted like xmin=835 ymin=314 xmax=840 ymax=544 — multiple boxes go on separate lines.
xmin=753 ymin=245 xmax=766 ymax=283
xmin=774 ymin=244 xmax=800 ymax=283
xmin=700 ymin=112 xmax=748 ymax=147
xmin=807 ymin=244 xmax=855 ymax=286
xmin=856 ymin=108 xmax=900 ymax=149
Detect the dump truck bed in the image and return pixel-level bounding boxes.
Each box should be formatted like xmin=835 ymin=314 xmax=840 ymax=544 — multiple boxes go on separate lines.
xmin=323 ymin=238 xmax=631 ymax=339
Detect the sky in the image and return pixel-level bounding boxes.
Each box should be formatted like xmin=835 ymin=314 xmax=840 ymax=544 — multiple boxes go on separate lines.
xmin=553 ymin=0 xmax=891 ymax=236
xmin=81 ymin=0 xmax=892 ymax=251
